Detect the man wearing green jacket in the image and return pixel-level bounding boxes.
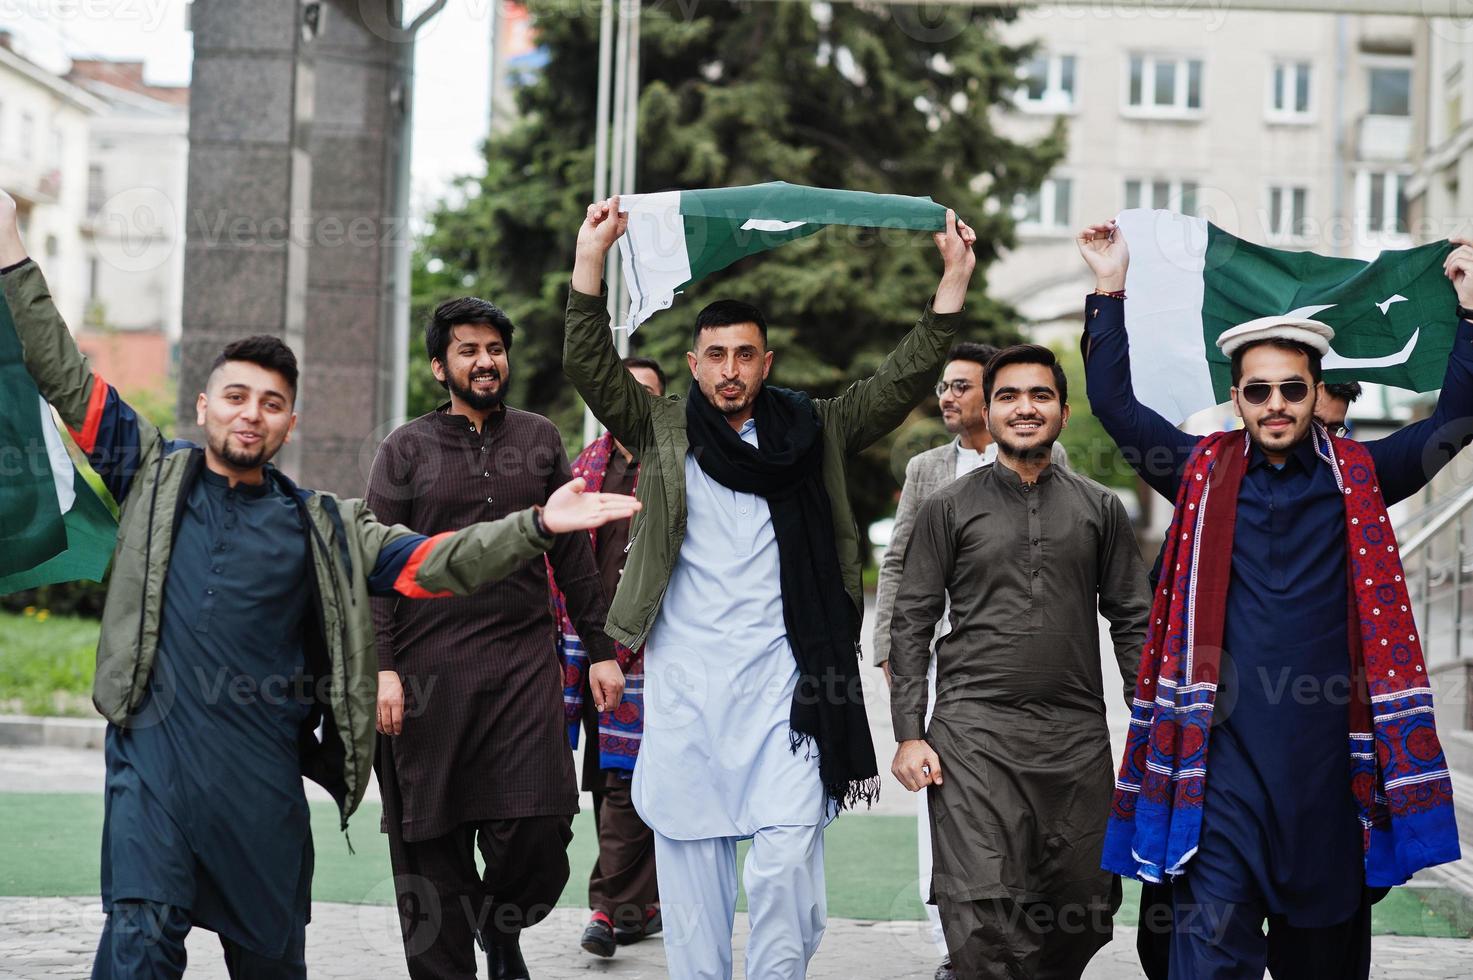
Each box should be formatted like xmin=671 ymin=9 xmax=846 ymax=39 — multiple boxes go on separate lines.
xmin=0 ymin=188 xmax=640 ymax=979
xmin=565 ymin=196 xmax=976 ymax=979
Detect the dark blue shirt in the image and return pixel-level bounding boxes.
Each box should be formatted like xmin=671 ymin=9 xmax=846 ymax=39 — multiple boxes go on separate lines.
xmin=1084 ymin=295 xmax=1473 ymax=925
xmin=101 ymin=468 xmax=313 ymax=956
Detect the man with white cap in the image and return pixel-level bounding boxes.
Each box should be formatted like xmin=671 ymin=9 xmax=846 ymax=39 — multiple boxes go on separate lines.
xmin=1075 ymin=220 xmax=1473 ymax=979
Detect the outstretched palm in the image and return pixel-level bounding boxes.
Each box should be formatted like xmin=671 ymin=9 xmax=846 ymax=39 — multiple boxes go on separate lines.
xmin=542 ymin=477 xmax=642 ymax=534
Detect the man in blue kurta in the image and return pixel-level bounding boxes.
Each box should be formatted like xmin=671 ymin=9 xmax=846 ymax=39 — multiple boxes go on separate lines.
xmin=1076 ymin=219 xmax=1472 ymax=978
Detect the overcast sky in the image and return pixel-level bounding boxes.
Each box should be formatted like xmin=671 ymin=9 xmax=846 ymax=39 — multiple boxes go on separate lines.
xmin=1 ymin=0 xmax=493 ymax=214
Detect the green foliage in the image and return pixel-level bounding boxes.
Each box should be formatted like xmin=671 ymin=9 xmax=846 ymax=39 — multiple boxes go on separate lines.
xmin=418 ymin=1 xmax=1065 ymax=542
xmin=0 ymin=610 xmax=99 ymax=715
xmin=1052 ymin=341 xmax=1134 ymax=490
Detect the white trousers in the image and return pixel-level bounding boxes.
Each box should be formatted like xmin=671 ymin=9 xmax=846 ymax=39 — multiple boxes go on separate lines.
xmin=654 ymin=823 xmax=827 ymax=980
xmin=918 ymin=652 xmax=947 ymax=956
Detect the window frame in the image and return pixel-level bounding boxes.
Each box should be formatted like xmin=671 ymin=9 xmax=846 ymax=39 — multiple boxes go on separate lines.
xmin=1013 ymin=175 xmax=1075 ymax=235
xmin=1266 ymin=58 xmax=1315 ymax=124
xmin=1015 ymin=51 xmax=1079 ymax=115
xmin=1122 ymin=52 xmax=1205 ymax=120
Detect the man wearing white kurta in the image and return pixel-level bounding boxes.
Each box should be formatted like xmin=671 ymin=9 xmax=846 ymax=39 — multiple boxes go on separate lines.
xmin=872 ymin=345 xmax=1067 ymax=980
xmin=564 ymin=197 xmax=979 ymax=979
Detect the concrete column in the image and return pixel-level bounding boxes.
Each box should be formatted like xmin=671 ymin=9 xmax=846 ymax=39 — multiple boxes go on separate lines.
xmin=180 ymin=0 xmax=402 ymax=497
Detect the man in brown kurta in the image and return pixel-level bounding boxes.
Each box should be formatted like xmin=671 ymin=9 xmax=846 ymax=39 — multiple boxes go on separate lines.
xmin=890 ymin=344 xmax=1149 ymax=980
xmin=369 ymin=297 xmax=623 ymax=980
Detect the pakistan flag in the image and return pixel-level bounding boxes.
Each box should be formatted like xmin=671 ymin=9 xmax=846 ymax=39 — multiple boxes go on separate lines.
xmin=0 ymin=294 xmax=116 ymax=593
xmin=615 ymin=182 xmax=948 ymax=331
xmin=1116 ymin=208 xmax=1460 ymax=423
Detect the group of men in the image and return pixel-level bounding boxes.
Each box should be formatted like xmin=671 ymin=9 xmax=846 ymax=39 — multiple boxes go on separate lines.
xmin=2 ymin=175 xmax=1470 ymax=980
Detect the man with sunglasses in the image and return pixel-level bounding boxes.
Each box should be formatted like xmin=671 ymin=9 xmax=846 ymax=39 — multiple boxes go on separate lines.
xmin=871 ymin=342 xmax=1067 ymax=980
xmin=1076 ymin=220 xmax=1473 ymax=979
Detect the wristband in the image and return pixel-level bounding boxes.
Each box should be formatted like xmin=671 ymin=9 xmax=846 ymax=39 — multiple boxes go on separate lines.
xmin=1458 ymin=304 xmax=1473 ymax=323
xmin=1093 ymin=288 xmax=1127 ymax=300
xmin=532 ymin=506 xmax=549 ymax=538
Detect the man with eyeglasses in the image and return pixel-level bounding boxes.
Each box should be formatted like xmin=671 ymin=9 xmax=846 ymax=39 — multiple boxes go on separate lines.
xmin=1318 ymin=380 xmax=1363 ymax=439
xmin=871 ymin=342 xmax=1066 ymax=980
xmin=1077 ymin=220 xmax=1471 ymax=980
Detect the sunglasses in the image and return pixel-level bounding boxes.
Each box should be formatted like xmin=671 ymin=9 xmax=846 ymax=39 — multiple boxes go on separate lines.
xmin=1238 ymin=380 xmax=1311 ymax=405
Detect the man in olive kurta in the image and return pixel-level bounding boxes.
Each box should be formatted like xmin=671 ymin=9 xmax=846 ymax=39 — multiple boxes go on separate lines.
xmin=890 ymin=344 xmax=1150 ymax=979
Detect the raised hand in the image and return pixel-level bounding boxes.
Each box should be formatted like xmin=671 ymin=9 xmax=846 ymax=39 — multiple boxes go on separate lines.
xmin=1077 ymin=220 xmax=1129 ymax=293
xmin=572 ymin=197 xmax=630 ymax=295
xmin=541 ymin=477 xmax=642 ymax=534
xmin=0 ymin=189 xmax=27 ymax=269
xmin=932 ymin=209 xmax=977 ymax=315
xmin=1447 ymin=237 xmax=1473 ymax=309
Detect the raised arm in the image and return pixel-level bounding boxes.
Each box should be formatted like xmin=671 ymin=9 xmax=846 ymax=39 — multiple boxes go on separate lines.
xmin=871 ymin=452 xmax=928 ymax=674
xmin=565 ymin=198 xmax=654 ymax=450
xmin=0 ymin=190 xmax=159 ymax=503
xmin=1364 ymin=237 xmax=1473 ymax=505
xmin=361 ymin=478 xmax=641 ymax=599
xmin=820 ymin=210 xmax=973 ymax=454
xmin=1076 ymin=220 xmax=1200 ymax=500
xmin=1096 ymin=492 xmax=1151 ymax=710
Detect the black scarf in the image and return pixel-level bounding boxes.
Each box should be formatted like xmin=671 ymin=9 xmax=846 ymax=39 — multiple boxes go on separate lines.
xmin=685 ymin=382 xmax=880 ymax=810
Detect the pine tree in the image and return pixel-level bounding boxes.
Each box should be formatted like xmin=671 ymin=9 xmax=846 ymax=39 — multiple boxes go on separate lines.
xmin=416 ymin=0 xmax=1067 ymax=542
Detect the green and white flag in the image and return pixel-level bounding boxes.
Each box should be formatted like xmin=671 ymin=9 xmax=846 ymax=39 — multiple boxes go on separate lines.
xmin=616 ymin=181 xmax=948 ymax=330
xmin=0 ymin=295 xmax=116 ymax=593
xmin=1118 ymin=207 xmax=1460 ymax=423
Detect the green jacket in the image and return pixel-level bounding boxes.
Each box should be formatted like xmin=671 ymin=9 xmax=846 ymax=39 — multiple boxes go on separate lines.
xmin=563 ymin=285 xmax=960 ymax=650
xmin=2 ymin=260 xmax=557 ymax=828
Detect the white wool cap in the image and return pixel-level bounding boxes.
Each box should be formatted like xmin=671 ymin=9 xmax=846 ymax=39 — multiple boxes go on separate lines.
xmin=1217 ymin=315 xmax=1335 ymax=357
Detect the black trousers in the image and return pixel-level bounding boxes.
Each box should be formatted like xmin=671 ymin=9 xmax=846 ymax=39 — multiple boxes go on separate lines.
xmin=1167 ymin=874 xmax=1373 ymax=980
xmin=387 ymin=815 xmax=573 ymax=980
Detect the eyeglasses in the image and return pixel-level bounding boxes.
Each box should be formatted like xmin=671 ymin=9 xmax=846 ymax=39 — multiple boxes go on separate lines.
xmin=1238 ymin=380 xmax=1310 ymax=405
xmin=935 ymin=380 xmax=976 ymax=398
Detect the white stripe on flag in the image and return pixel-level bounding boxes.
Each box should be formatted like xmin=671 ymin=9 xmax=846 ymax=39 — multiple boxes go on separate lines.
xmin=617 ymin=191 xmax=691 ymax=332
xmin=740 ymin=218 xmax=807 ymax=232
xmin=1116 ymin=209 xmax=1219 ymax=423
xmin=38 ymin=393 xmax=76 ymax=515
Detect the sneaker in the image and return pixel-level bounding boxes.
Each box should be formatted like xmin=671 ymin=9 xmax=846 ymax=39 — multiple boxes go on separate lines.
xmin=581 ymin=914 xmax=616 ymax=958
xmin=614 ymin=905 xmax=662 ymax=945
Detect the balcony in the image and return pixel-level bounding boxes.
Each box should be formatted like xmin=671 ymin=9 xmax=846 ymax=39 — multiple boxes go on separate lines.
xmin=1357 ymin=113 xmax=1412 ymax=162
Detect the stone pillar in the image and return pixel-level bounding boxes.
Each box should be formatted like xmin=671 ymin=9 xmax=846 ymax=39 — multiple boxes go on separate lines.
xmin=180 ymin=0 xmax=402 ymax=497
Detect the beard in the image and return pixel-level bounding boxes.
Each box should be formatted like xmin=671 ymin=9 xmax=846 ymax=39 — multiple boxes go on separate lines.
xmin=447 ymin=367 xmax=506 ymax=412
xmin=207 ymin=428 xmax=279 ymax=470
xmin=702 ymin=377 xmax=757 ymax=417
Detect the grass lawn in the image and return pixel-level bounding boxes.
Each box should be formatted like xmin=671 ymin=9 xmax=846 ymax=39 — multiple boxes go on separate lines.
xmin=0 ymin=793 xmax=1467 ymax=938
xmin=0 ymin=610 xmax=99 ymax=716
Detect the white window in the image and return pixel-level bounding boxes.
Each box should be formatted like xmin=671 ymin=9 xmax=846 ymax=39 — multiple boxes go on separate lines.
xmin=1017 ymin=53 xmax=1077 ymax=113
xmin=1126 ymin=54 xmax=1203 ymax=116
xmin=1268 ymin=60 xmax=1313 ymax=120
xmin=87 ymin=164 xmax=106 ymax=215
xmin=19 ymin=112 xmax=34 ymax=162
xmin=1367 ymin=65 xmax=1411 ymax=117
xmin=1124 ymin=178 xmax=1199 ymax=215
xmin=1266 ymin=185 xmax=1309 ymax=239
xmin=48 ymin=127 xmax=63 ymax=167
xmin=1013 ymin=176 xmax=1073 ymax=232
xmin=1356 ymin=170 xmax=1409 ymax=236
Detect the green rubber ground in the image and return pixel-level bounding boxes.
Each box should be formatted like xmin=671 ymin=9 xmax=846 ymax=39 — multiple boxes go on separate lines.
xmin=0 ymin=793 xmax=1465 ymax=938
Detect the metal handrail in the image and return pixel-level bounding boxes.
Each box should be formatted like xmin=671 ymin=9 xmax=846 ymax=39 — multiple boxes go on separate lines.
xmin=1400 ymin=483 xmax=1473 ymax=559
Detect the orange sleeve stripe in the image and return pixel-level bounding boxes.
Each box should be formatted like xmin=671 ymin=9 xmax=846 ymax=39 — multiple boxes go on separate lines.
xmin=66 ymin=376 xmax=110 ymax=454
xmin=394 ymin=531 xmax=456 ymax=598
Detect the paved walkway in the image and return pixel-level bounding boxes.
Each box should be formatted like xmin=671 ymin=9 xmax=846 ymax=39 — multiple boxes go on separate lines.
xmin=5 ymin=896 xmax=1473 ymax=979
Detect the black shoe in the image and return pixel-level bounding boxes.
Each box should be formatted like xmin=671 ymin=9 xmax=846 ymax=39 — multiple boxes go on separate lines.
xmin=581 ymin=916 xmax=617 ymax=958
xmin=614 ymin=906 xmax=662 ymax=945
xmin=934 ymin=959 xmax=956 ymax=980
xmin=488 ymin=936 xmax=530 ymax=980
